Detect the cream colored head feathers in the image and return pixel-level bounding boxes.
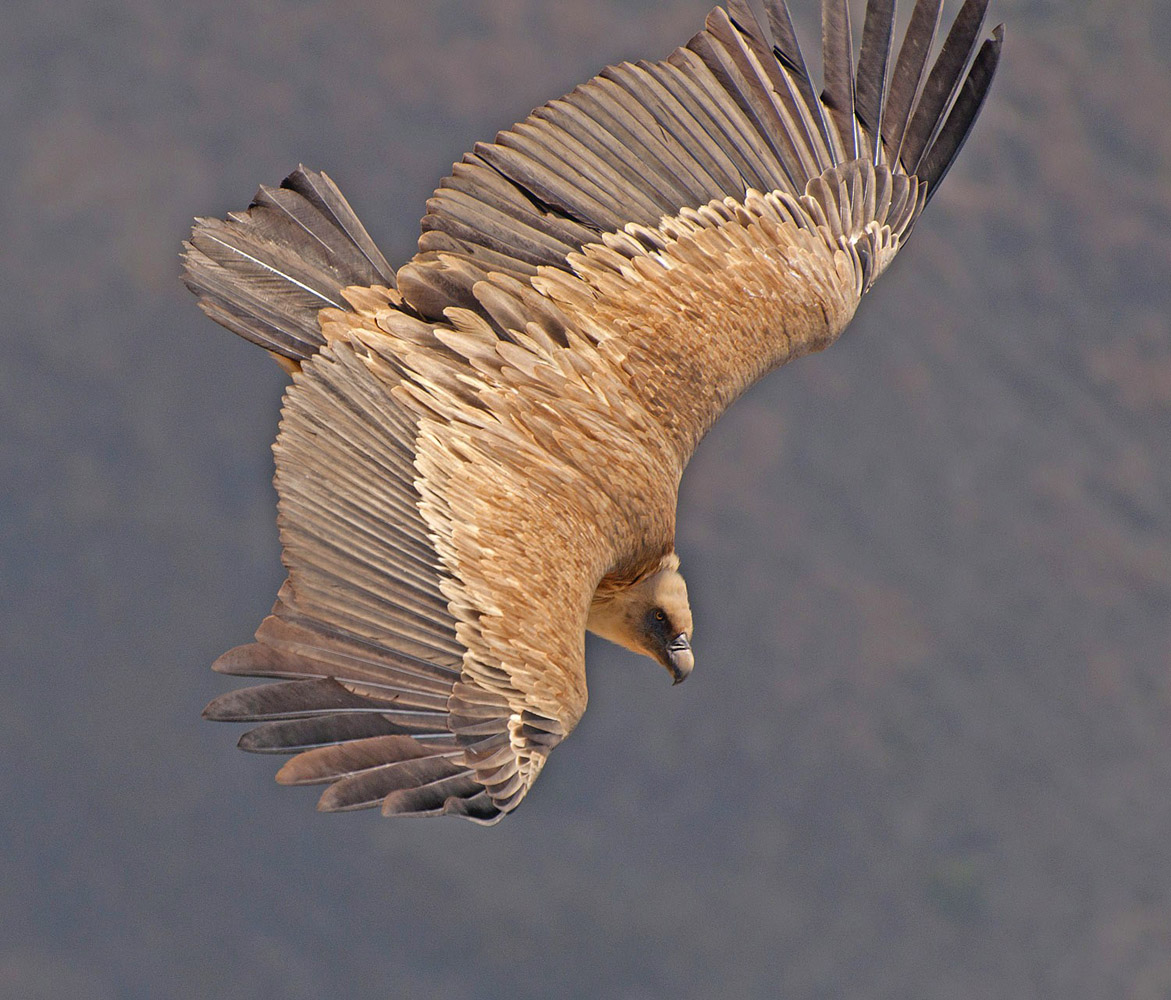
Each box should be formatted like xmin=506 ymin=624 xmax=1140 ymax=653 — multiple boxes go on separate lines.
xmin=587 ymin=555 xmax=695 ymax=684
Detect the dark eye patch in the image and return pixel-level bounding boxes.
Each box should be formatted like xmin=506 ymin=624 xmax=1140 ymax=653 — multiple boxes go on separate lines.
xmin=644 ymin=607 xmax=672 ymax=639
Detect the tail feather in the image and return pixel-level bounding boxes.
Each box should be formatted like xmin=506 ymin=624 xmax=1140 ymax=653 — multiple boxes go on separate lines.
xmin=182 ymin=166 xmax=392 ymax=362
xmin=269 ymin=166 xmax=394 ymax=284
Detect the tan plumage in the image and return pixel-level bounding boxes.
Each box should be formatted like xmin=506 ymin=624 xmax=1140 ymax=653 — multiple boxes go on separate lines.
xmin=183 ymin=0 xmax=1003 ymax=823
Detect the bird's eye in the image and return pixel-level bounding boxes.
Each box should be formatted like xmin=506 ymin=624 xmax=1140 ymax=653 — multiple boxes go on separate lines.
xmin=655 ymin=610 xmax=666 ymax=622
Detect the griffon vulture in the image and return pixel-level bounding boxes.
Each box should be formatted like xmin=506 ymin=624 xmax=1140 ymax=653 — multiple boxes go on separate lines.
xmin=183 ymin=0 xmax=1003 ymax=823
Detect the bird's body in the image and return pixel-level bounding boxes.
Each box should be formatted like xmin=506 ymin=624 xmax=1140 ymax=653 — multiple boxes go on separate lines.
xmin=184 ymin=0 xmax=1003 ymax=823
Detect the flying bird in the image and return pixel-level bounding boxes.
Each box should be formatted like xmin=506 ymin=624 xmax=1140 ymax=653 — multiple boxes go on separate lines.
xmin=183 ymin=0 xmax=1003 ymax=824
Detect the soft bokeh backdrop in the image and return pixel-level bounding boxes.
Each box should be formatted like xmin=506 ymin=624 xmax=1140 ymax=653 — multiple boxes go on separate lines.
xmin=3 ymin=1 xmax=1170 ymax=997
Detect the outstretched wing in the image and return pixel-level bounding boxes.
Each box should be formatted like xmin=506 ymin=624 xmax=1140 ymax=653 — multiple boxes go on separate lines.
xmin=402 ymin=0 xmax=1002 ymax=461
xmin=416 ymin=0 xmax=1001 ymax=278
xmin=203 ymin=285 xmax=677 ymax=823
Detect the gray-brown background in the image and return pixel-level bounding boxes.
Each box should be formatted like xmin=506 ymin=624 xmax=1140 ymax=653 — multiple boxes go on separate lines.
xmin=4 ymin=1 xmax=1170 ymax=997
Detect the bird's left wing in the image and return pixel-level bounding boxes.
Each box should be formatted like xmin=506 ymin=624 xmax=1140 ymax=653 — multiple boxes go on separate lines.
xmin=400 ymin=0 xmax=1002 ymax=464
xmin=203 ymin=287 xmax=676 ymax=823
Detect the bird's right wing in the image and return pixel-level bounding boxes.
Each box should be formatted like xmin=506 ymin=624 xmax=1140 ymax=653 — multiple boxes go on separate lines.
xmin=202 ymin=283 xmax=679 ymax=823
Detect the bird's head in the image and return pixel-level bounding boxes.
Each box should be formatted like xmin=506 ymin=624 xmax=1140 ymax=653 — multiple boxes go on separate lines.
xmin=587 ymin=555 xmax=694 ymax=684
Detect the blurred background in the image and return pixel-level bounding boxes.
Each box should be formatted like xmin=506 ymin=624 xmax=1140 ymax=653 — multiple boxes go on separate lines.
xmin=3 ymin=1 xmax=1170 ymax=997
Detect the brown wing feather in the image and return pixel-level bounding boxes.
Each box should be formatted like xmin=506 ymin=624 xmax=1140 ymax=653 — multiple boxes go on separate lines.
xmin=205 ymin=277 xmax=680 ymax=821
xmin=409 ymin=1 xmax=1001 ymax=358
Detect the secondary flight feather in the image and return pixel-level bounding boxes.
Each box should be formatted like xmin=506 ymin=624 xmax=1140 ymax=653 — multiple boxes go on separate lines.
xmin=183 ymin=0 xmax=1003 ymax=824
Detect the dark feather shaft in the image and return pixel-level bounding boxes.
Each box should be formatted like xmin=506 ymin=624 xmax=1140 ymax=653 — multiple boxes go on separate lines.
xmin=855 ymin=0 xmax=896 ymax=163
xmin=821 ymin=0 xmax=858 ymax=159
xmin=766 ymin=0 xmax=837 ymax=159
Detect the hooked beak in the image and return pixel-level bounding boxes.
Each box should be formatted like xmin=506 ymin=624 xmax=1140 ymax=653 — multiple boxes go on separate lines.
xmin=666 ymin=633 xmax=693 ymax=685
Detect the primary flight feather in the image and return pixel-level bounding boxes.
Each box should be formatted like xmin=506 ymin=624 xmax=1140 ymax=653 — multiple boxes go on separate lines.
xmin=183 ymin=0 xmax=1003 ymax=824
